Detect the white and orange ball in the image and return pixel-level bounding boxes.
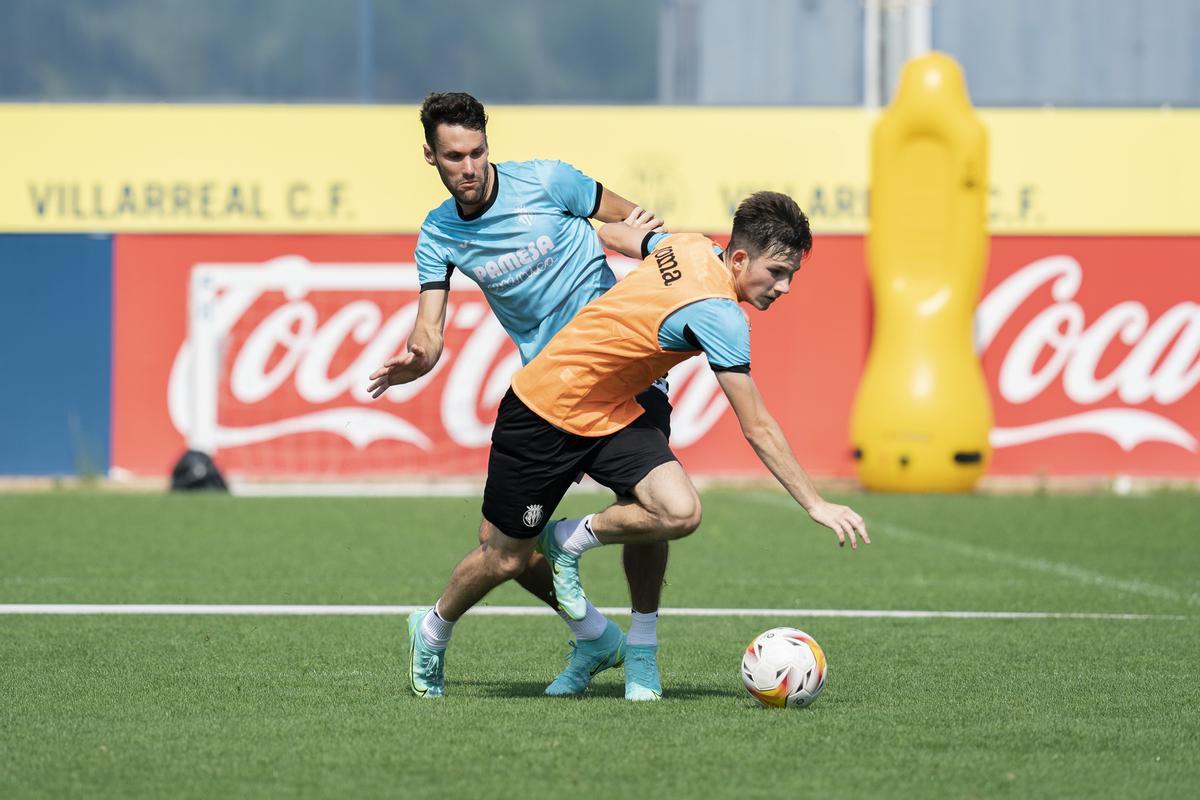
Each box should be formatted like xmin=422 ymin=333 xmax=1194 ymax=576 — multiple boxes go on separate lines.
xmin=740 ymin=627 xmax=827 ymax=708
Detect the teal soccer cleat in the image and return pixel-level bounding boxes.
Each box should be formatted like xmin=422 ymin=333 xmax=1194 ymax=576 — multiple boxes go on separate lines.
xmin=624 ymin=643 xmax=662 ymax=701
xmin=545 ymin=620 xmax=625 ymax=696
xmin=536 ymin=521 xmax=588 ymax=621
xmin=407 ymin=608 xmax=446 ymax=698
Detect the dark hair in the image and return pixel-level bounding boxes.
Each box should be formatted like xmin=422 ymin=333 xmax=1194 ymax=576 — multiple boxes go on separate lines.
xmin=727 ymin=191 xmax=813 ymax=263
xmin=420 ymin=92 xmax=488 ymax=148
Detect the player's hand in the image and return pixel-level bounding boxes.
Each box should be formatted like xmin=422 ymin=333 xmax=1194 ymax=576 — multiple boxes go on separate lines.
xmin=807 ymin=501 xmax=870 ymax=550
xmin=367 ymin=345 xmax=431 ymax=398
xmin=623 ymin=206 xmax=665 ymax=233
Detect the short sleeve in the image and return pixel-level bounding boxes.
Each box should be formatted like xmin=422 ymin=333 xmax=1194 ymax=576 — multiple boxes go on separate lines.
xmin=663 ymin=298 xmax=751 ymax=372
xmin=640 ymin=231 xmax=670 ymax=259
xmin=415 ymin=229 xmax=455 ymax=291
xmin=534 ymin=159 xmax=601 ymax=218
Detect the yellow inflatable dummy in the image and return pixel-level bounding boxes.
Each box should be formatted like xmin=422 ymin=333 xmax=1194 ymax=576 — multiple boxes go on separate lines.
xmin=850 ymin=53 xmax=992 ymax=492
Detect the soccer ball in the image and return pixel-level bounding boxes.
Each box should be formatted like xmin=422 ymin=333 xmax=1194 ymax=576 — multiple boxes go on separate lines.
xmin=740 ymin=627 xmax=827 ymax=708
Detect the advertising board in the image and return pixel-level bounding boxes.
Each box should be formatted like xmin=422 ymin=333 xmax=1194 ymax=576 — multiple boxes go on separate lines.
xmin=110 ymin=234 xmax=1199 ymax=479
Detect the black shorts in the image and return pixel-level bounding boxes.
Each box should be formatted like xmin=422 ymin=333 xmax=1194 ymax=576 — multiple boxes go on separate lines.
xmin=635 ymin=380 xmax=672 ymax=440
xmin=482 ymin=387 xmax=677 ymax=539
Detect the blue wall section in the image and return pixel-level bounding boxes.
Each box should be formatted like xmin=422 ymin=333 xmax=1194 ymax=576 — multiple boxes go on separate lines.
xmin=0 ymin=235 xmax=112 ymax=475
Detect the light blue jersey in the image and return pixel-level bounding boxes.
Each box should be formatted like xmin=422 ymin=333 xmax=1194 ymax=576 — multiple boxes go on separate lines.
xmin=642 ymin=232 xmax=752 ymax=372
xmin=416 ymin=159 xmax=612 ymax=364
xmin=659 ymin=298 xmax=752 ymax=372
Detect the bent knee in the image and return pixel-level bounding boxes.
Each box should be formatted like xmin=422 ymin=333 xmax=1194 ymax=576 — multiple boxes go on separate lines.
xmin=659 ymin=495 xmax=702 ymax=539
xmin=478 ymin=520 xmax=532 ymax=578
xmin=481 ymin=546 xmax=527 ymax=580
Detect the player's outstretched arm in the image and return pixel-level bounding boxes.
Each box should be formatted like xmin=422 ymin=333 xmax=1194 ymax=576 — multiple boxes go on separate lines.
xmin=367 ymin=289 xmax=448 ymax=398
xmin=715 ymin=370 xmax=870 ymax=550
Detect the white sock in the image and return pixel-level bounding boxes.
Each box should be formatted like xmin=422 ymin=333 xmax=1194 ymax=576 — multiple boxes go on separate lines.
xmin=626 ymin=611 xmax=658 ymax=647
xmin=418 ymin=602 xmax=454 ymax=650
xmin=558 ymin=600 xmax=608 ymax=641
xmin=555 ymin=514 xmax=602 ymax=557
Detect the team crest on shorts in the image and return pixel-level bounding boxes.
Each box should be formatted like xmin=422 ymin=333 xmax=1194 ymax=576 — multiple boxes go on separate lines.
xmin=522 ymin=504 xmax=544 ymax=528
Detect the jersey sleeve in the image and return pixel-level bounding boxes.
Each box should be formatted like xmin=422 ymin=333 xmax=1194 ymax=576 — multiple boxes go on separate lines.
xmin=661 ymin=298 xmax=752 ymax=372
xmin=415 ymin=228 xmax=455 ymax=291
xmin=640 ymin=231 xmax=671 ymax=259
xmin=534 ymin=159 xmax=602 ymax=218
xmin=641 ymin=233 xmax=721 ymax=260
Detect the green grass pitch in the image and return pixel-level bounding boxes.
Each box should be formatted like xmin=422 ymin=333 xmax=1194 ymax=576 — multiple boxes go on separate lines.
xmin=2 ymin=489 xmax=1197 ymax=798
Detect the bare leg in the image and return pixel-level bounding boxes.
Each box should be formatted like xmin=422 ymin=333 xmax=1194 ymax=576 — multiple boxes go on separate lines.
xmin=607 ymin=463 xmax=699 ymax=611
xmin=623 ymin=540 xmax=669 ymax=613
xmin=516 ymin=553 xmax=558 ymax=608
xmin=437 ymin=520 xmax=538 ymax=621
xmin=591 ymin=462 xmax=702 ymax=545
xmin=474 ymin=518 xmax=559 ymax=609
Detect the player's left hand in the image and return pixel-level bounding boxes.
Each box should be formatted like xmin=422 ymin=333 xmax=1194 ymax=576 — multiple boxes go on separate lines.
xmin=807 ymin=501 xmax=870 ymax=550
xmin=623 ymin=206 xmax=665 ymax=233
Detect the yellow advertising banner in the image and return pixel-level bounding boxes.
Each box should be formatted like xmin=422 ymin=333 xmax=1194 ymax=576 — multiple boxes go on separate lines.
xmin=2 ymin=104 xmax=1198 ymax=234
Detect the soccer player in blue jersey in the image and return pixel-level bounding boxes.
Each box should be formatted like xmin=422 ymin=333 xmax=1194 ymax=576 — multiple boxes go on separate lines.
xmin=367 ymin=92 xmax=671 ymax=700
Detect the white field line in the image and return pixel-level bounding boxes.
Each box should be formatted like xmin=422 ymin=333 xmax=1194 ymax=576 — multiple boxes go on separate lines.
xmin=0 ymin=604 xmax=1184 ymax=620
xmin=880 ymin=522 xmax=1200 ymax=608
xmin=744 ymin=494 xmax=1195 ymax=606
xmin=745 ymin=492 xmax=1200 ymax=609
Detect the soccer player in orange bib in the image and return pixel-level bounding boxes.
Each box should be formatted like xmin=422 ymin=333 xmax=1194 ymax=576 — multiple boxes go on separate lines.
xmin=407 ymin=191 xmax=869 ymax=698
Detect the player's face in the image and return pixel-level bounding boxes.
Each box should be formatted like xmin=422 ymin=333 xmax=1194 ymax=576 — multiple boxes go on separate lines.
xmin=731 ymin=249 xmax=799 ymax=311
xmin=424 ymin=124 xmax=491 ymax=208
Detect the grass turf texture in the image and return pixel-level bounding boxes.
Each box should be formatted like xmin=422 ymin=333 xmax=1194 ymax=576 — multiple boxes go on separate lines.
xmin=2 ymin=490 xmax=1198 ymax=798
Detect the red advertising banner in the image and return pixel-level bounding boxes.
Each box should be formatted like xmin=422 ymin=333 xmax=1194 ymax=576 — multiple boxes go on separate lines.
xmin=979 ymin=237 xmax=1199 ymax=475
xmin=111 ymin=235 xmax=1199 ymax=480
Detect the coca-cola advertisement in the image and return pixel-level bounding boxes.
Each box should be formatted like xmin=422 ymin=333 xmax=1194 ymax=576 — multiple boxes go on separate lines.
xmin=110 ymin=234 xmax=1199 ymax=479
xmin=979 ymin=237 xmax=1200 ymax=475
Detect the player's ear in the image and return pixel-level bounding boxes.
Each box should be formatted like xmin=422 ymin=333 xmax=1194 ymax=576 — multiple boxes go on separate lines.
xmin=729 ymin=248 xmax=750 ymax=276
xmin=423 ymin=143 xmax=436 ymax=166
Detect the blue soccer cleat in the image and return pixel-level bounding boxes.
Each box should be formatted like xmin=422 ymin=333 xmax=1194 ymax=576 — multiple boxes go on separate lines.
xmin=545 ymin=620 xmax=625 ymax=696
xmin=536 ymin=521 xmax=588 ymax=621
xmin=624 ymin=643 xmax=662 ymax=701
xmin=407 ymin=608 xmax=446 ymax=698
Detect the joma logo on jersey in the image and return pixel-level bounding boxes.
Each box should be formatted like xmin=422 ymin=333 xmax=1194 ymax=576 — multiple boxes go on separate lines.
xmin=471 ymin=235 xmax=555 ymax=281
xmin=654 ymin=246 xmax=682 ymax=286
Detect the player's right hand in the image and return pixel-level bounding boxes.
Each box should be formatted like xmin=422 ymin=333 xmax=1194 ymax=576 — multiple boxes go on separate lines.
xmin=367 ymin=345 xmax=430 ymax=398
xmin=806 ymin=501 xmax=870 ymax=551
xmin=623 ymin=206 xmax=665 ymax=233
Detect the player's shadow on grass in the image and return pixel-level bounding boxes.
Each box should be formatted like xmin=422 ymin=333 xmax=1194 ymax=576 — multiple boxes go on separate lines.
xmin=466 ymin=679 xmax=738 ymax=701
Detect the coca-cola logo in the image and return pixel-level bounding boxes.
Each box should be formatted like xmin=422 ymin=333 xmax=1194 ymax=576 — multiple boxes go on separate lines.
xmin=978 ymin=254 xmax=1199 ymax=452
xmin=167 ymin=256 xmax=730 ymax=456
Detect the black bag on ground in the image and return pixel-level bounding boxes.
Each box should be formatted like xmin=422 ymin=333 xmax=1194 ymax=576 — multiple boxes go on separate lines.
xmin=170 ymin=450 xmax=228 ymax=492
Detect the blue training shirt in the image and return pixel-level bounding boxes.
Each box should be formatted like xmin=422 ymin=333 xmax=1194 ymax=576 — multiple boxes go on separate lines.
xmin=659 ymin=299 xmax=752 ymax=372
xmin=642 ymin=232 xmax=752 ymax=372
xmin=415 ymin=159 xmax=612 ymax=364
